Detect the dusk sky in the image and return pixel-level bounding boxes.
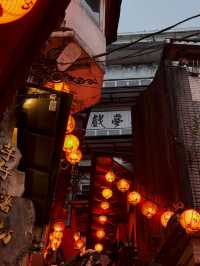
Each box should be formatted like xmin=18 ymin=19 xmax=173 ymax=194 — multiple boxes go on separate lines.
xmin=118 ymin=0 xmax=200 ymax=33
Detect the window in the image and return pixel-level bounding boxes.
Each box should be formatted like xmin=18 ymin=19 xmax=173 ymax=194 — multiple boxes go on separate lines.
xmin=85 ymin=0 xmax=100 ymax=12
xmin=81 ymin=0 xmax=100 ymax=25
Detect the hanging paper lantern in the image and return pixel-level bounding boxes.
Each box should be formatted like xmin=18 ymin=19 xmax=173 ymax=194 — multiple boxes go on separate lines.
xmin=117 ymin=179 xmax=130 ymax=192
xmin=54 ymin=81 xmax=70 ymax=93
xmin=73 ymin=232 xmax=80 ymax=242
xmin=161 ymin=211 xmax=174 ymax=228
xmin=53 ymin=221 xmax=65 ymax=232
xmin=66 ymin=115 xmax=76 ymax=134
xmin=75 ymin=239 xmax=85 ymax=249
xmin=95 ymin=243 xmax=103 ymax=253
xmin=52 ymin=231 xmax=63 ymax=239
xmin=102 ymin=188 xmax=113 ymax=199
xmin=127 ymin=191 xmax=141 ymax=205
xmin=96 ymin=229 xmax=105 ymax=239
xmin=105 ymin=170 xmax=116 ymax=183
xmin=98 ymin=215 xmax=108 ymax=224
xmin=50 ymin=238 xmax=62 ymax=251
xmin=141 ymin=201 xmax=158 ymax=219
xmin=100 ymin=201 xmax=110 ymax=210
xmin=63 ymin=134 xmax=79 ymax=153
xmin=66 ymin=149 xmax=82 ymax=165
xmin=0 ymin=0 xmax=38 ymax=24
xmin=179 ymin=209 xmax=200 ymax=234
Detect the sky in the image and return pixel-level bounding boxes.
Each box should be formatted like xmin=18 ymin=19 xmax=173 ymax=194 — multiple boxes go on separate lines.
xmin=118 ymin=0 xmax=200 ymax=33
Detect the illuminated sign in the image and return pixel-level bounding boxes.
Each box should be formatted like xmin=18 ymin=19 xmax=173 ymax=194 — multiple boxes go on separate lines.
xmin=0 ymin=0 xmax=37 ymax=24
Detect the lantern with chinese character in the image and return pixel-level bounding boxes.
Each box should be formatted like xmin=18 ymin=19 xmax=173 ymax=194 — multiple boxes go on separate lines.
xmin=98 ymin=215 xmax=108 ymax=224
xmin=179 ymin=209 xmax=200 ymax=234
xmin=161 ymin=211 xmax=174 ymax=228
xmin=96 ymin=229 xmax=105 ymax=239
xmin=105 ymin=170 xmax=116 ymax=183
xmin=95 ymin=243 xmax=103 ymax=253
xmin=117 ymin=179 xmax=130 ymax=192
xmin=75 ymin=239 xmax=85 ymax=249
xmin=141 ymin=201 xmax=157 ymax=219
xmin=128 ymin=191 xmax=141 ymax=205
xmin=63 ymin=134 xmax=79 ymax=153
xmin=73 ymin=232 xmax=80 ymax=242
xmin=0 ymin=0 xmax=38 ymax=24
xmin=53 ymin=221 xmax=65 ymax=232
xmin=66 ymin=115 xmax=76 ymax=134
xmin=66 ymin=149 xmax=82 ymax=165
xmin=100 ymin=201 xmax=110 ymax=210
xmin=102 ymin=188 xmax=113 ymax=199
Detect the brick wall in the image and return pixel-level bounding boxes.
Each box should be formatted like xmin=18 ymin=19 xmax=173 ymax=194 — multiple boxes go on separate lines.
xmin=133 ymin=62 xmax=200 ymax=261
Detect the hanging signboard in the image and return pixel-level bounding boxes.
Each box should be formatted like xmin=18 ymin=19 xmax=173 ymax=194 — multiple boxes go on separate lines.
xmin=86 ymin=110 xmax=132 ymax=136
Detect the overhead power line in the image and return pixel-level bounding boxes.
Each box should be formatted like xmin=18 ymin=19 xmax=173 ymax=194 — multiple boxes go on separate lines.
xmin=96 ymin=13 xmax=200 ymax=58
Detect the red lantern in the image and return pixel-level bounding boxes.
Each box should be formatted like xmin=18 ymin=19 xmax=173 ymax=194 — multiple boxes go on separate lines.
xmin=117 ymin=179 xmax=130 ymax=192
xmin=63 ymin=134 xmax=79 ymax=153
xmin=73 ymin=232 xmax=80 ymax=242
xmin=100 ymin=201 xmax=110 ymax=210
xmin=179 ymin=209 xmax=200 ymax=234
xmin=102 ymin=188 xmax=113 ymax=199
xmin=95 ymin=243 xmax=103 ymax=252
xmin=161 ymin=211 xmax=174 ymax=228
xmin=66 ymin=149 xmax=82 ymax=165
xmin=53 ymin=221 xmax=65 ymax=232
xmin=98 ymin=215 xmax=108 ymax=224
xmin=66 ymin=115 xmax=76 ymax=134
xmin=96 ymin=229 xmax=105 ymax=239
xmin=0 ymin=0 xmax=38 ymax=24
xmin=75 ymin=239 xmax=85 ymax=249
xmin=141 ymin=201 xmax=157 ymax=219
xmin=105 ymin=170 xmax=116 ymax=183
xmin=127 ymin=191 xmax=141 ymax=205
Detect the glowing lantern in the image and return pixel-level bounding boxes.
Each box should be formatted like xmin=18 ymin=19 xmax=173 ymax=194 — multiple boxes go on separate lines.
xmin=63 ymin=134 xmax=79 ymax=153
xmin=52 ymin=231 xmax=63 ymax=239
xmin=179 ymin=209 xmax=200 ymax=234
xmin=51 ymin=238 xmax=62 ymax=251
xmin=102 ymin=188 xmax=113 ymax=199
xmin=95 ymin=243 xmax=103 ymax=253
xmin=141 ymin=201 xmax=157 ymax=219
xmin=98 ymin=215 xmax=108 ymax=224
xmin=105 ymin=170 xmax=116 ymax=183
xmin=73 ymin=232 xmax=80 ymax=242
xmin=127 ymin=191 xmax=141 ymax=205
xmin=161 ymin=211 xmax=174 ymax=228
xmin=76 ymin=239 xmax=85 ymax=249
xmin=117 ymin=179 xmax=130 ymax=192
xmin=100 ymin=201 xmax=110 ymax=210
xmin=0 ymin=0 xmax=38 ymax=24
xmin=66 ymin=115 xmax=75 ymax=134
xmin=96 ymin=229 xmax=105 ymax=239
xmin=53 ymin=221 xmax=65 ymax=232
xmin=66 ymin=149 xmax=82 ymax=165
xmin=54 ymin=81 xmax=70 ymax=93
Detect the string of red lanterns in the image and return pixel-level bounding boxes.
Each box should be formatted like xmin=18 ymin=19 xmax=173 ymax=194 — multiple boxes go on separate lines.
xmin=44 ymin=220 xmax=65 ymax=258
xmin=94 ymin=166 xmax=200 ymax=247
xmin=63 ymin=115 xmax=83 ymax=165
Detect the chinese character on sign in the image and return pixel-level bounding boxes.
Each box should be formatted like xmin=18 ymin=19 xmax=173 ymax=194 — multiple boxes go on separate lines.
xmin=112 ymin=113 xmax=123 ymax=128
xmin=91 ymin=114 xmax=105 ymax=128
